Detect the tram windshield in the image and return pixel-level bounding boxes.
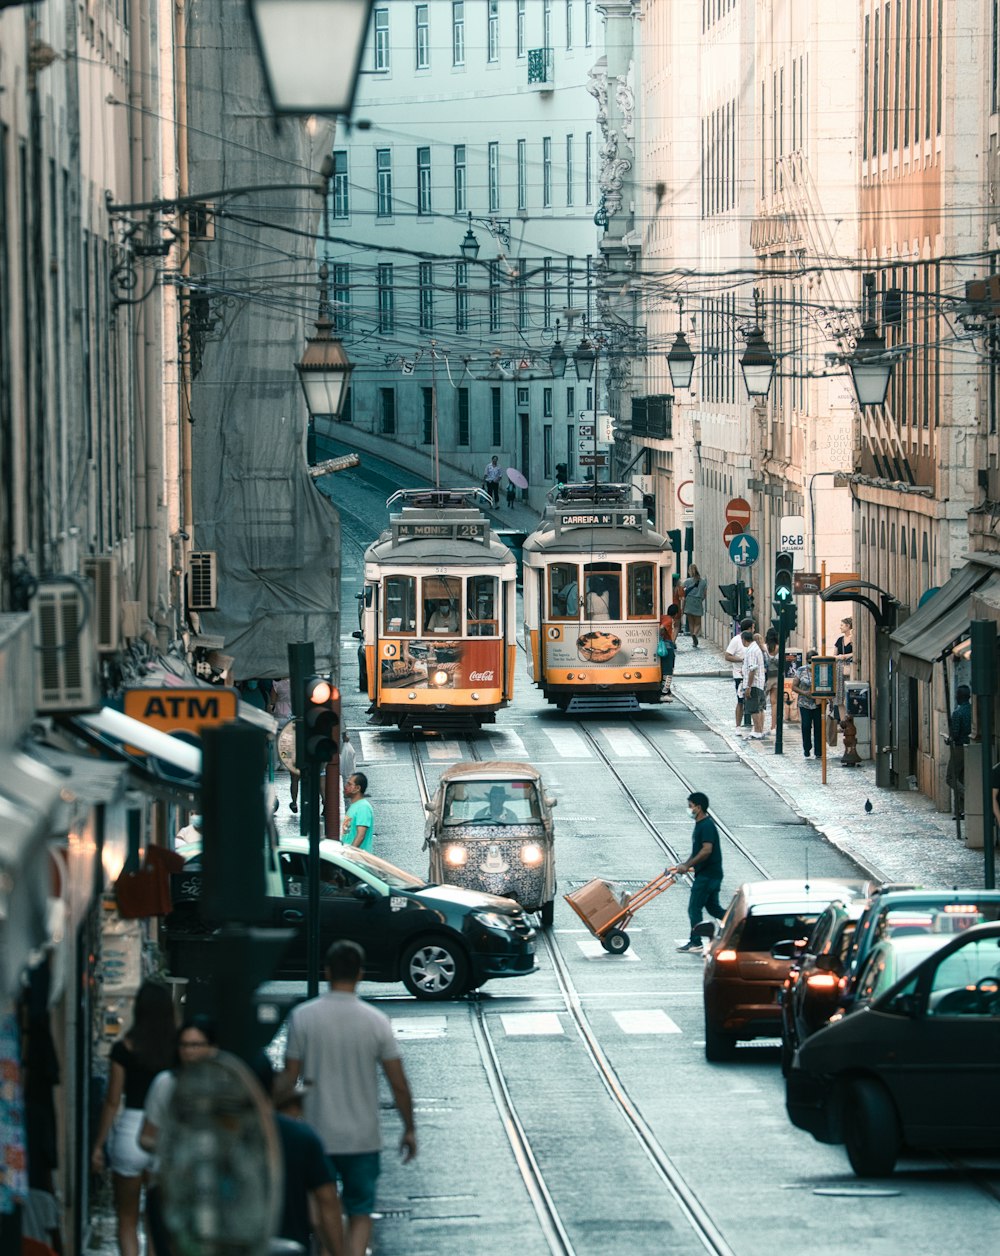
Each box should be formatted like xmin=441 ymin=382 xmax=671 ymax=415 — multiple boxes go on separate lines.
xmin=467 ymin=575 xmax=499 ymax=636
xmin=382 ymin=574 xmax=500 ymax=637
xmin=583 ymin=564 xmax=621 ymax=620
xmin=627 ymin=563 xmax=656 ymax=618
xmin=423 ymin=576 xmax=463 ymax=633
xmin=549 ymin=563 xmax=579 ymax=618
xmin=383 ymin=575 xmax=418 ymax=634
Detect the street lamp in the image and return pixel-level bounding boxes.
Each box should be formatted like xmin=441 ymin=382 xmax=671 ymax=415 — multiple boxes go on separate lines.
xmin=549 ymin=319 xmax=567 ymax=378
xmin=666 ymin=329 xmax=695 ymax=391
xmin=572 ymin=335 xmax=595 ymax=382
xmin=847 ymin=320 xmax=892 ymax=407
xmin=296 ymin=263 xmax=353 ymax=419
xmin=248 ymin=0 xmax=375 ymax=117
xmin=460 ymin=214 xmax=480 ymax=262
xmin=740 ymin=325 xmax=776 ymax=399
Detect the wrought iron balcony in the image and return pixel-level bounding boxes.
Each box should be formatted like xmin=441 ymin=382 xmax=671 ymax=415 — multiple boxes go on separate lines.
xmin=527 ymin=47 xmax=554 ymax=87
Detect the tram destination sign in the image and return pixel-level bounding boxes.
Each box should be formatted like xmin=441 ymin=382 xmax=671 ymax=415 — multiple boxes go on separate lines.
xmin=560 ymin=509 xmax=643 ymax=528
xmin=393 ymin=519 xmax=487 ymax=542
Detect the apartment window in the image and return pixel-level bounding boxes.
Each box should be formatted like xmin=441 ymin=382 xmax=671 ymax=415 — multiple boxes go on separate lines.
xmin=516 ymin=0 xmax=526 ymax=56
xmin=491 ymin=388 xmax=502 ymax=445
xmin=544 ymin=425 xmax=553 ymax=479
xmin=457 ymin=388 xmax=470 ymax=445
xmin=903 ymin=0 xmax=911 ymax=145
xmin=422 ymin=387 xmax=434 ymax=443
xmin=377 ymin=263 xmax=394 ymax=332
xmin=454 ymin=145 xmax=467 ymax=213
xmin=566 ymin=0 xmax=573 ymax=48
xmin=517 ymin=273 xmax=528 ymax=329
xmin=565 ymin=134 xmax=574 ymax=205
xmin=584 ymin=0 xmax=591 ymax=46
xmin=488 ymin=141 xmax=500 ymax=212
xmin=543 ymin=0 xmax=551 ymax=48
xmin=332 ymin=263 xmax=351 ymax=333
xmin=415 ymin=4 xmax=429 ymax=69
xmin=566 ymin=387 xmax=575 ymax=417
xmin=882 ymin=2 xmax=890 ymax=154
xmin=417 ymin=146 xmax=432 ymax=215
xmin=517 ymin=139 xmax=527 ymax=210
xmin=873 ymin=9 xmax=880 ymax=156
xmin=925 ymin=0 xmax=932 ymax=140
xmin=542 ymin=136 xmax=552 ymax=207
xmin=543 ymin=256 xmax=552 ymax=328
xmin=487 ymin=0 xmax=499 ymax=62
xmin=376 ymin=149 xmax=392 ymax=217
xmin=915 ymin=0 xmax=922 ymax=139
xmin=419 ymin=261 xmax=434 ymax=331
xmin=583 ymin=131 xmax=593 ymax=205
xmin=455 ymin=261 xmax=469 ymax=332
xmin=374 ymin=6 xmax=389 ymax=70
xmin=893 ymin=0 xmax=901 ymax=149
xmin=452 ymin=1 xmax=465 ymax=65
xmin=379 ymin=387 xmax=396 ymax=434
xmin=543 ymin=388 xmax=553 ymax=418
xmin=489 ymin=261 xmax=501 ymax=332
xmin=332 ymin=150 xmax=349 ymax=218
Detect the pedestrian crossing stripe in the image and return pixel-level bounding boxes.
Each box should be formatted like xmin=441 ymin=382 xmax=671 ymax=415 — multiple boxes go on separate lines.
xmin=576 ymin=938 xmax=640 ymax=961
xmin=613 ymin=1010 xmax=681 ymax=1034
xmin=500 ymin=1012 xmax=564 ymax=1036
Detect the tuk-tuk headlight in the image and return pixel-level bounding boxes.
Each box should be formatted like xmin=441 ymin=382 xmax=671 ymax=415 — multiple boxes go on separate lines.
xmin=443 ymin=844 xmax=468 ymax=867
xmin=520 ymin=843 xmax=544 ymax=867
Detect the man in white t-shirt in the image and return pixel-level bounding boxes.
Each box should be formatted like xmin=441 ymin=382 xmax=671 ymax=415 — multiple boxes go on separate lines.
xmin=281 ymin=940 xmax=416 ymax=1256
xmin=740 ymin=629 xmax=768 ymax=740
xmin=724 ymin=617 xmax=754 ymax=730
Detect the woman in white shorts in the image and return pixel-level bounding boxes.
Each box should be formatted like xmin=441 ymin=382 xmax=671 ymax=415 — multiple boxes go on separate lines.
xmin=91 ymin=982 xmax=176 ymax=1256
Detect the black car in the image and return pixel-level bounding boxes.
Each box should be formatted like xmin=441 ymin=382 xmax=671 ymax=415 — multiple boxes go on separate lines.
xmin=165 ymin=836 xmax=537 ymax=1000
xmin=786 ymin=921 xmax=1000 ymax=1176
xmin=778 ymin=897 xmax=869 ymax=1074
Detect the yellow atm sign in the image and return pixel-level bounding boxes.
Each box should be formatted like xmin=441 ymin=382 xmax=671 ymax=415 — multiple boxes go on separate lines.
xmin=123 ymin=687 xmax=239 ymax=735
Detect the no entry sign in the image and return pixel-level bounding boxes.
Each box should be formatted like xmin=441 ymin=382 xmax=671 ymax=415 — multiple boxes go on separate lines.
xmin=725 ymin=497 xmax=751 ymax=528
xmin=722 ymin=521 xmax=744 ymax=546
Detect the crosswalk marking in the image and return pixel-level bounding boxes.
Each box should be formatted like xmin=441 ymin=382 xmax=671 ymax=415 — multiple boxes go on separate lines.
xmin=613 ymin=1009 xmax=681 ymax=1035
xmin=426 ymin=739 xmax=463 ymax=761
xmin=487 ymin=730 xmax=529 ymax=758
xmin=500 ymin=1012 xmax=564 ymax=1036
xmin=543 ymin=727 xmax=590 ymax=757
xmin=669 ymin=729 xmax=712 ymax=754
xmin=576 ymin=938 xmax=640 ymax=962
xmin=600 ymin=726 xmax=651 ymax=758
xmin=358 ymin=731 xmax=395 ymax=761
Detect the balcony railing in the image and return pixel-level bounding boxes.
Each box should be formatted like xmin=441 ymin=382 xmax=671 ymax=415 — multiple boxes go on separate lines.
xmin=527 ymin=47 xmax=553 ymax=87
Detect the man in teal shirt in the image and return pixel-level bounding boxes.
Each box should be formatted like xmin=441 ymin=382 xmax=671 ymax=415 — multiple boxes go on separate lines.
xmin=342 ymin=772 xmax=374 ymax=850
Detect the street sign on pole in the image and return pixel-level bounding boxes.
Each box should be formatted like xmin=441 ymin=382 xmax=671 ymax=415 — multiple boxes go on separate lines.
xmin=794 ymin=571 xmax=822 ymax=595
xmin=725 ymin=497 xmax=752 ymax=528
xmin=579 ymin=453 xmax=608 ymax=467
xmin=722 ymin=521 xmax=744 ymax=546
xmin=728 ymin=532 xmax=759 ymax=567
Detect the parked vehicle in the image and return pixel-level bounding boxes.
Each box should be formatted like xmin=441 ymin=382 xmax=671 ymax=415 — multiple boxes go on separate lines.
xmin=424 ymin=762 xmax=557 ymax=926
xmin=703 ymin=879 xmax=873 ymax=1061
xmin=786 ymin=922 xmax=1000 ymax=1176
xmin=165 ymin=835 xmax=537 ymax=1000
xmin=778 ymin=896 xmax=870 ymax=1074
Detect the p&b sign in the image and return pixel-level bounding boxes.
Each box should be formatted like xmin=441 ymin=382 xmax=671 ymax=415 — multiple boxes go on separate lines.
xmin=779 ymin=515 xmax=806 ymax=564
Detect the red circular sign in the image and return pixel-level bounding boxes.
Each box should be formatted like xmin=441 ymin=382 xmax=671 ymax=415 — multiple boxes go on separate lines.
xmin=725 ymin=497 xmax=752 ymax=526
xmin=722 ymin=521 xmax=744 ymax=545
xmin=677 ymin=479 xmax=694 ymax=508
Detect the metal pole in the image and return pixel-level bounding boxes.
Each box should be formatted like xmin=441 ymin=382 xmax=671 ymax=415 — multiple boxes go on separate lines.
xmin=593 ymin=345 xmax=599 ymax=482
xmin=874 ymin=626 xmax=891 ymax=789
xmin=431 ymin=340 xmax=440 ymax=488
xmin=775 ymin=608 xmax=786 ymax=755
xmin=288 ymin=642 xmax=323 ymax=996
xmin=980 ymin=693 xmax=995 ymax=890
xmin=820 ymin=698 xmax=828 ymax=784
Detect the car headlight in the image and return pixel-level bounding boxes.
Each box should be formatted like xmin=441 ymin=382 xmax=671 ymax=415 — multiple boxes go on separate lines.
xmin=519 ymin=843 xmax=544 ymax=867
xmin=472 ymin=911 xmax=516 ymax=931
xmin=443 ymin=844 xmax=468 ymax=867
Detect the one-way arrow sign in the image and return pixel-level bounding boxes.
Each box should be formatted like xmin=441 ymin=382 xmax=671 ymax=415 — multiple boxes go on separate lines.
xmin=728 ymin=532 xmax=759 ymax=567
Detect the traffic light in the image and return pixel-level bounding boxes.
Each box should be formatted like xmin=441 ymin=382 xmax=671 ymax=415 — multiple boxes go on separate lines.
xmin=774 ymin=552 xmax=794 ymax=606
xmin=304 ymin=675 xmax=341 ymax=764
xmin=667 ymin=528 xmax=682 ymax=557
xmin=740 ymin=584 xmax=754 ymax=622
xmin=719 ymin=583 xmax=740 ymax=618
xmin=782 ymin=602 xmax=798 ymax=633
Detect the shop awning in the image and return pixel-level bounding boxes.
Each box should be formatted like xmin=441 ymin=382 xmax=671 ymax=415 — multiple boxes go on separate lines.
xmin=0 ymin=750 xmax=63 ymax=999
xmin=891 ymin=564 xmax=1000 ymax=682
xmin=68 ymin=707 xmax=202 ymax=801
xmin=27 ymin=742 xmax=129 ymax=808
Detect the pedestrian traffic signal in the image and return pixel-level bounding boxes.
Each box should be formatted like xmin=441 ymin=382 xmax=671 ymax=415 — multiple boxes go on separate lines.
xmin=774 ymin=552 xmax=794 ymax=605
xmin=304 ymin=675 xmax=340 ymax=764
xmin=719 ymin=583 xmax=740 ymax=618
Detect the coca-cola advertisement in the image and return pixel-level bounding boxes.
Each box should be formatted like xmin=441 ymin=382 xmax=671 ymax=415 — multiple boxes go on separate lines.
xmin=380 ymin=637 xmax=502 ymax=691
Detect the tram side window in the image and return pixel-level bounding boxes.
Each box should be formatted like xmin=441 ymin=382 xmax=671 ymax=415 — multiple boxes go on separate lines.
xmin=584 ymin=565 xmax=621 ymax=620
xmin=468 ymin=575 xmax=499 ymax=636
xmin=549 ymin=564 xmax=579 ymax=618
xmin=627 ymin=563 xmax=656 ymax=618
xmin=383 ymin=575 xmax=417 ymax=634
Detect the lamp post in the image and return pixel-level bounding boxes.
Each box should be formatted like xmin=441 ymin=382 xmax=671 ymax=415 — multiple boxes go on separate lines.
xmin=573 ymin=332 xmax=600 ymax=483
xmin=740 ymin=324 xmax=776 ymax=399
xmin=458 ymin=212 xmax=513 ymax=261
xmin=549 ymin=319 xmax=567 ymax=379
xmin=666 ymin=300 xmax=695 ymax=392
xmin=848 ymin=276 xmax=893 ymax=407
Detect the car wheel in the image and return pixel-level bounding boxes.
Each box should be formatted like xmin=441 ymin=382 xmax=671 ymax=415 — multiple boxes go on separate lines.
xmin=842 ymin=1079 xmax=900 ymax=1177
xmin=401 ymin=937 xmax=470 ymax=1001
xmin=601 ymin=928 xmax=630 ymax=954
xmin=704 ymin=1019 xmax=738 ymax=1062
xmin=539 ymin=899 xmax=555 ymax=929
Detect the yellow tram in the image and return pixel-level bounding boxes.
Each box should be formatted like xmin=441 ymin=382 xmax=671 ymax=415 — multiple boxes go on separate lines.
xmin=522 ymin=484 xmax=674 ymax=713
xmin=358 ymin=489 xmax=518 ymax=730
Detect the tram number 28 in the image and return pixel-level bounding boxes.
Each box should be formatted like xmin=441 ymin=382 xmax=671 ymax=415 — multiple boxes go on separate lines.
xmin=620 ymin=514 xmax=639 ymax=526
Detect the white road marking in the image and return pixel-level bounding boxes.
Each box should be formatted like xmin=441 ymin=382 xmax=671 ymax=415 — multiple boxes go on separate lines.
xmin=613 ymin=1010 xmax=682 ymax=1035
xmin=667 ymin=729 xmax=713 ymax=754
xmin=427 ymin=740 xmax=463 ymax=760
xmin=500 ymin=1012 xmax=565 ymax=1036
xmin=487 ymin=730 xmax=529 ymax=758
xmin=392 ymin=1016 xmax=448 ymax=1041
xmin=600 ymin=726 xmax=651 ymax=758
xmin=358 ymin=731 xmax=395 ymax=761
xmin=576 ymin=938 xmax=640 ymax=961
xmin=543 ymin=727 xmax=590 ymax=757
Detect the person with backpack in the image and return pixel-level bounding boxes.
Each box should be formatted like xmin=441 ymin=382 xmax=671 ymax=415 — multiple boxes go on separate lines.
xmin=658 ymin=603 xmax=679 ymax=701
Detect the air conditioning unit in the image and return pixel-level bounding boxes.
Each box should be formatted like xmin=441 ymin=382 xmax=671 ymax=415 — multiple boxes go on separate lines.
xmin=32 ymin=581 xmax=100 ymax=713
xmin=83 ymin=555 xmax=120 ymax=652
xmin=188 ymin=551 xmax=218 ymax=611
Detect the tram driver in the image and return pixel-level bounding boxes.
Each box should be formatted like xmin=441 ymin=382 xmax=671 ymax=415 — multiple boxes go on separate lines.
xmin=427 ymin=599 xmax=460 ymax=632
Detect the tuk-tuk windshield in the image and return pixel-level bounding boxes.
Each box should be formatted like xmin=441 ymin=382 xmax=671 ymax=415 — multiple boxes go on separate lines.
xmin=442 ymin=780 xmax=541 ymax=826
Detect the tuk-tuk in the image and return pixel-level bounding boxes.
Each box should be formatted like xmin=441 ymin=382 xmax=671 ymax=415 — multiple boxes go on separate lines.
xmin=424 ymin=761 xmax=557 ymax=926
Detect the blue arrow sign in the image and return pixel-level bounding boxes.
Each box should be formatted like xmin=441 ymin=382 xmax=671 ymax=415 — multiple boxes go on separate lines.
xmin=728 ymin=531 xmax=759 ymax=567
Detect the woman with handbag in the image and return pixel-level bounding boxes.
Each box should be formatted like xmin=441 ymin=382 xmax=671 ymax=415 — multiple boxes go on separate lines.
xmin=682 ymin=565 xmax=708 ymax=647
xmin=658 ymin=604 xmax=679 ymax=701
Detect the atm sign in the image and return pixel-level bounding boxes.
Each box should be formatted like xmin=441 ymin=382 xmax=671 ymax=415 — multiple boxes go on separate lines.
xmin=123 ymin=687 xmax=239 ymax=736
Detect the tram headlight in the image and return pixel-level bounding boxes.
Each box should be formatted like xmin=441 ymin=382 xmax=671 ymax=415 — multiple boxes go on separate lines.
xmin=444 ymin=845 xmax=468 ymax=867
xmin=519 ymin=843 xmax=544 ymax=867
xmin=431 ymin=669 xmax=450 ymax=687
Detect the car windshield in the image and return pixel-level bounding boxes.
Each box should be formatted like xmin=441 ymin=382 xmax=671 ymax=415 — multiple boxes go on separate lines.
xmin=442 ymin=780 xmax=541 ymax=826
xmin=738 ymin=910 xmax=821 ymax=953
xmin=336 ymin=845 xmax=425 ymax=889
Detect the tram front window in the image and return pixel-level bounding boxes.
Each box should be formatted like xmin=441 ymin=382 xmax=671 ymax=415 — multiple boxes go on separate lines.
xmin=627 ymin=563 xmax=656 ymax=618
xmin=584 ymin=565 xmax=621 ymax=620
xmin=468 ymin=575 xmax=499 ymax=636
xmin=423 ymin=576 xmax=462 ymax=633
xmin=550 ymin=564 xmax=579 ymax=618
xmin=383 ymin=575 xmax=417 ymax=634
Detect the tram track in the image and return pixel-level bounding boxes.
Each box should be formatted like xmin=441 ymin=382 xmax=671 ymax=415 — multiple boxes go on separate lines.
xmin=404 ymin=731 xmax=737 ymax=1256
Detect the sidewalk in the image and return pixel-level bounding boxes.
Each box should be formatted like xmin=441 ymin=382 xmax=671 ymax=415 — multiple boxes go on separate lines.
xmin=669 ymin=634 xmax=988 ymax=888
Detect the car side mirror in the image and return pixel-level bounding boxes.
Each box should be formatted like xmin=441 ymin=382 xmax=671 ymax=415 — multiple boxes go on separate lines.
xmin=770 ymin=938 xmax=800 ymax=961
xmin=351 ymin=630 xmax=363 ymax=640
xmin=351 ymin=883 xmax=379 ymax=903
xmin=424 ymin=802 xmax=435 ymax=813
xmin=544 ymin=796 xmax=557 ymax=808
xmin=889 ymin=992 xmax=922 ymax=1018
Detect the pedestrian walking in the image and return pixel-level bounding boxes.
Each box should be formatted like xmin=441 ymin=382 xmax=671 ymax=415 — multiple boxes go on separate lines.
xmin=763 ymin=628 xmax=780 ymax=731
xmin=793 ymin=649 xmax=823 ymax=759
xmin=482 ymin=455 xmax=503 ymax=507
xmin=946 ymin=684 xmax=972 ymax=818
xmin=740 ymin=630 xmax=767 ymax=739
xmin=342 ymin=772 xmax=374 ymax=849
xmin=681 ymin=564 xmax=708 ymax=646
xmin=668 ymin=793 xmax=726 ymax=951
xmin=724 ymin=617 xmax=753 ymax=731
xmin=658 ymin=605 xmax=678 ymax=701
xmin=280 ymin=940 xmax=416 ymax=1256
xmin=90 ymin=982 xmax=176 ymax=1256
xmin=340 ymin=730 xmax=357 ymax=814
